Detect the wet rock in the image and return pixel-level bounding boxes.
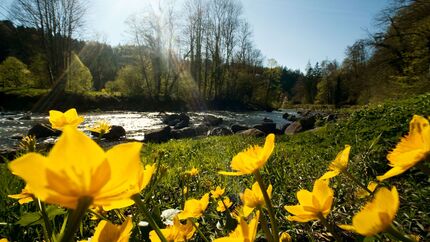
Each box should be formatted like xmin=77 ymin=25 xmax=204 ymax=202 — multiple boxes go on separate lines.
xmin=207 ymin=127 xmax=233 ymax=136
xmin=282 ymin=113 xmax=297 ymax=121
xmin=171 ymin=125 xmax=208 ymax=139
xmin=253 ymin=122 xmax=277 ymax=134
xmin=231 ymin=124 xmax=249 ymax=133
xmin=144 ymin=126 xmax=171 ymax=143
xmin=0 ymin=148 xmax=17 ymax=163
xmin=173 ymin=119 xmax=189 ymax=129
xmin=18 ymin=114 xmax=31 ymax=120
xmin=103 ymin=125 xmax=126 ymax=140
xmin=263 ymin=117 xmax=273 ymax=123
xmin=11 ymin=133 xmax=24 ymax=140
xmin=28 ymin=123 xmax=61 ymax=138
xmin=299 ymin=113 xmax=316 ymax=130
xmin=284 ymin=121 xmax=302 ymax=135
xmin=163 ymin=113 xmax=190 ymax=127
xmin=203 ymin=115 xmax=223 ymax=126
xmin=237 ymin=128 xmax=265 ymax=137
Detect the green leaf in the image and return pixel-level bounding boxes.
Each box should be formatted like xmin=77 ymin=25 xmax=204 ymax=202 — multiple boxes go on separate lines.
xmin=16 ymin=212 xmax=43 ymax=226
xmin=363 ymin=236 xmax=377 ymax=242
xmin=45 ymin=205 xmax=67 ymax=220
xmin=16 ymin=206 xmax=66 ymax=227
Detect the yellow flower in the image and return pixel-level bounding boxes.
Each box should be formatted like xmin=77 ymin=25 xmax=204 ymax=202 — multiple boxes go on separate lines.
xmin=319 ymin=145 xmax=351 ymax=180
xmin=88 ymin=120 xmax=112 ymax=135
xmin=149 ymin=216 xmax=196 ymax=242
xmin=210 ymin=186 xmax=225 ymax=199
xmin=339 ymin=187 xmax=399 ymax=236
xmin=8 ymin=126 xmax=147 ymax=209
xmin=377 ymin=115 xmax=430 ymax=181
xmin=284 ymin=179 xmax=334 ymax=222
xmin=213 ymin=211 xmax=260 ymax=242
xmin=91 ymin=217 xmax=133 ymax=242
xmin=241 ymin=182 xmax=272 ymax=216
xmin=49 ymin=108 xmax=84 ymax=130
xmin=178 ymin=193 xmax=210 ymax=219
xmin=216 ymin=197 xmax=233 ymax=212
xmin=279 ymin=232 xmax=292 ymax=242
xmin=355 ymin=181 xmax=378 ymax=199
xmin=185 ymin=167 xmax=199 ymax=176
xmin=0 ymin=239 xmax=9 ymax=242
xmin=8 ymin=185 xmax=34 ymax=204
xmin=219 ymin=134 xmax=275 ymax=176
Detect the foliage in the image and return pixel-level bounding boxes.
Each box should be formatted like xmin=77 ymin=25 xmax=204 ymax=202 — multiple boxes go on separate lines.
xmin=66 ymin=53 xmax=93 ymax=93
xmin=0 ymin=56 xmax=33 ymax=88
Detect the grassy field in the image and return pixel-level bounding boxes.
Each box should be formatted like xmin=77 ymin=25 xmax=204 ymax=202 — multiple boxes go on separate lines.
xmin=1 ymin=93 xmax=429 ymax=241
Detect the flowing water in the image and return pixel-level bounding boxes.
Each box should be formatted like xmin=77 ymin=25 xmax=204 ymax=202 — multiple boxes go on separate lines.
xmin=0 ymin=110 xmax=297 ymax=150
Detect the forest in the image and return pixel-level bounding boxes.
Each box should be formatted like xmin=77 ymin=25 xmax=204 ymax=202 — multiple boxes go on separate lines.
xmin=0 ymin=0 xmax=429 ymax=111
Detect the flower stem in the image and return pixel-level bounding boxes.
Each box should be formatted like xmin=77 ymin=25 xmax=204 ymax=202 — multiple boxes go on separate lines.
xmin=343 ymin=170 xmax=373 ymax=194
xmin=257 ymin=207 xmax=275 ymax=242
xmin=132 ymin=194 xmax=167 ymax=242
xmin=60 ymin=196 xmax=92 ymax=242
xmin=38 ymin=199 xmax=53 ymax=242
xmin=317 ymin=213 xmax=342 ymax=242
xmin=385 ymin=223 xmax=416 ymax=242
xmin=190 ymin=218 xmax=209 ymax=242
xmin=254 ymin=171 xmax=279 ymax=241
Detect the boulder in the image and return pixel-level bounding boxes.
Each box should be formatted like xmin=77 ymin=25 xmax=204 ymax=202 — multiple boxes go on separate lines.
xmin=208 ymin=127 xmax=233 ymax=136
xmin=173 ymin=119 xmax=189 ymax=129
xmin=237 ymin=128 xmax=265 ymax=137
xmin=162 ymin=113 xmax=190 ymax=127
xmin=144 ymin=126 xmax=171 ymax=143
xmin=253 ymin=122 xmax=277 ymax=134
xmin=203 ymin=115 xmax=223 ymax=126
xmin=299 ymin=113 xmax=316 ymax=130
xmin=284 ymin=121 xmax=302 ymax=135
xmin=282 ymin=113 xmax=297 ymax=121
xmin=28 ymin=123 xmax=61 ymax=138
xmin=231 ymin=124 xmax=249 ymax=133
xmin=0 ymin=148 xmax=17 ymax=163
xmin=171 ymin=125 xmax=209 ymax=139
xmin=103 ymin=125 xmax=126 ymax=140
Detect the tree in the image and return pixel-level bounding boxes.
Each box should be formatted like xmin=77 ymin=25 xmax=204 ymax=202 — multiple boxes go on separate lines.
xmin=0 ymin=56 xmax=32 ymax=88
xmin=66 ymin=53 xmax=92 ymax=93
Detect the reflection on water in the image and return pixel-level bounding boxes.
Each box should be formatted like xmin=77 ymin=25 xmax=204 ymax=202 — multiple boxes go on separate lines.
xmin=0 ymin=110 xmax=297 ymax=149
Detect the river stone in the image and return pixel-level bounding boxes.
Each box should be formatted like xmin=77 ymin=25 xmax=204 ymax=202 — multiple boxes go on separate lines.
xmin=207 ymin=127 xmax=233 ymax=136
xmin=237 ymin=128 xmax=265 ymax=137
xmin=299 ymin=113 xmax=316 ymax=130
xmin=253 ymin=122 xmax=277 ymax=134
xmin=203 ymin=115 xmax=223 ymax=126
xmin=263 ymin=117 xmax=273 ymax=123
xmin=173 ymin=119 xmax=189 ymax=129
xmin=284 ymin=121 xmax=302 ymax=135
xmin=163 ymin=113 xmax=190 ymax=127
xmin=28 ymin=123 xmax=61 ymax=138
xmin=103 ymin=125 xmax=126 ymax=140
xmin=231 ymin=124 xmax=249 ymax=133
xmin=144 ymin=126 xmax=171 ymax=143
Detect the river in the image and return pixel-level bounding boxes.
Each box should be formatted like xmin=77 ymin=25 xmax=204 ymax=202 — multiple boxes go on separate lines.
xmin=0 ymin=110 xmax=297 ymax=149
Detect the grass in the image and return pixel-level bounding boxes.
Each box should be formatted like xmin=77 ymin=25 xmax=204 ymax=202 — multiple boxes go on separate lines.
xmin=1 ymin=93 xmax=430 ymax=241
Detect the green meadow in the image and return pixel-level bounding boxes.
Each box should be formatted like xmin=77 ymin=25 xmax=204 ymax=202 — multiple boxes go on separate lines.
xmin=1 ymin=93 xmax=429 ymax=241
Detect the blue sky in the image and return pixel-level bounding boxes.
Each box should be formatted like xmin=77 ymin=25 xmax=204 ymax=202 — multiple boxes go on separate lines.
xmin=1 ymin=0 xmax=391 ymax=70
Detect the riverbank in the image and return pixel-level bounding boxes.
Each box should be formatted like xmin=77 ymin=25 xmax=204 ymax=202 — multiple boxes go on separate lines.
xmin=0 ymin=88 xmax=269 ymax=112
xmin=1 ymin=93 xmax=429 ymax=241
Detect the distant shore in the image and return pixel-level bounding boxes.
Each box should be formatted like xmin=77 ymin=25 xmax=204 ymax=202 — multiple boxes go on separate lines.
xmin=0 ymin=89 xmax=270 ymax=113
